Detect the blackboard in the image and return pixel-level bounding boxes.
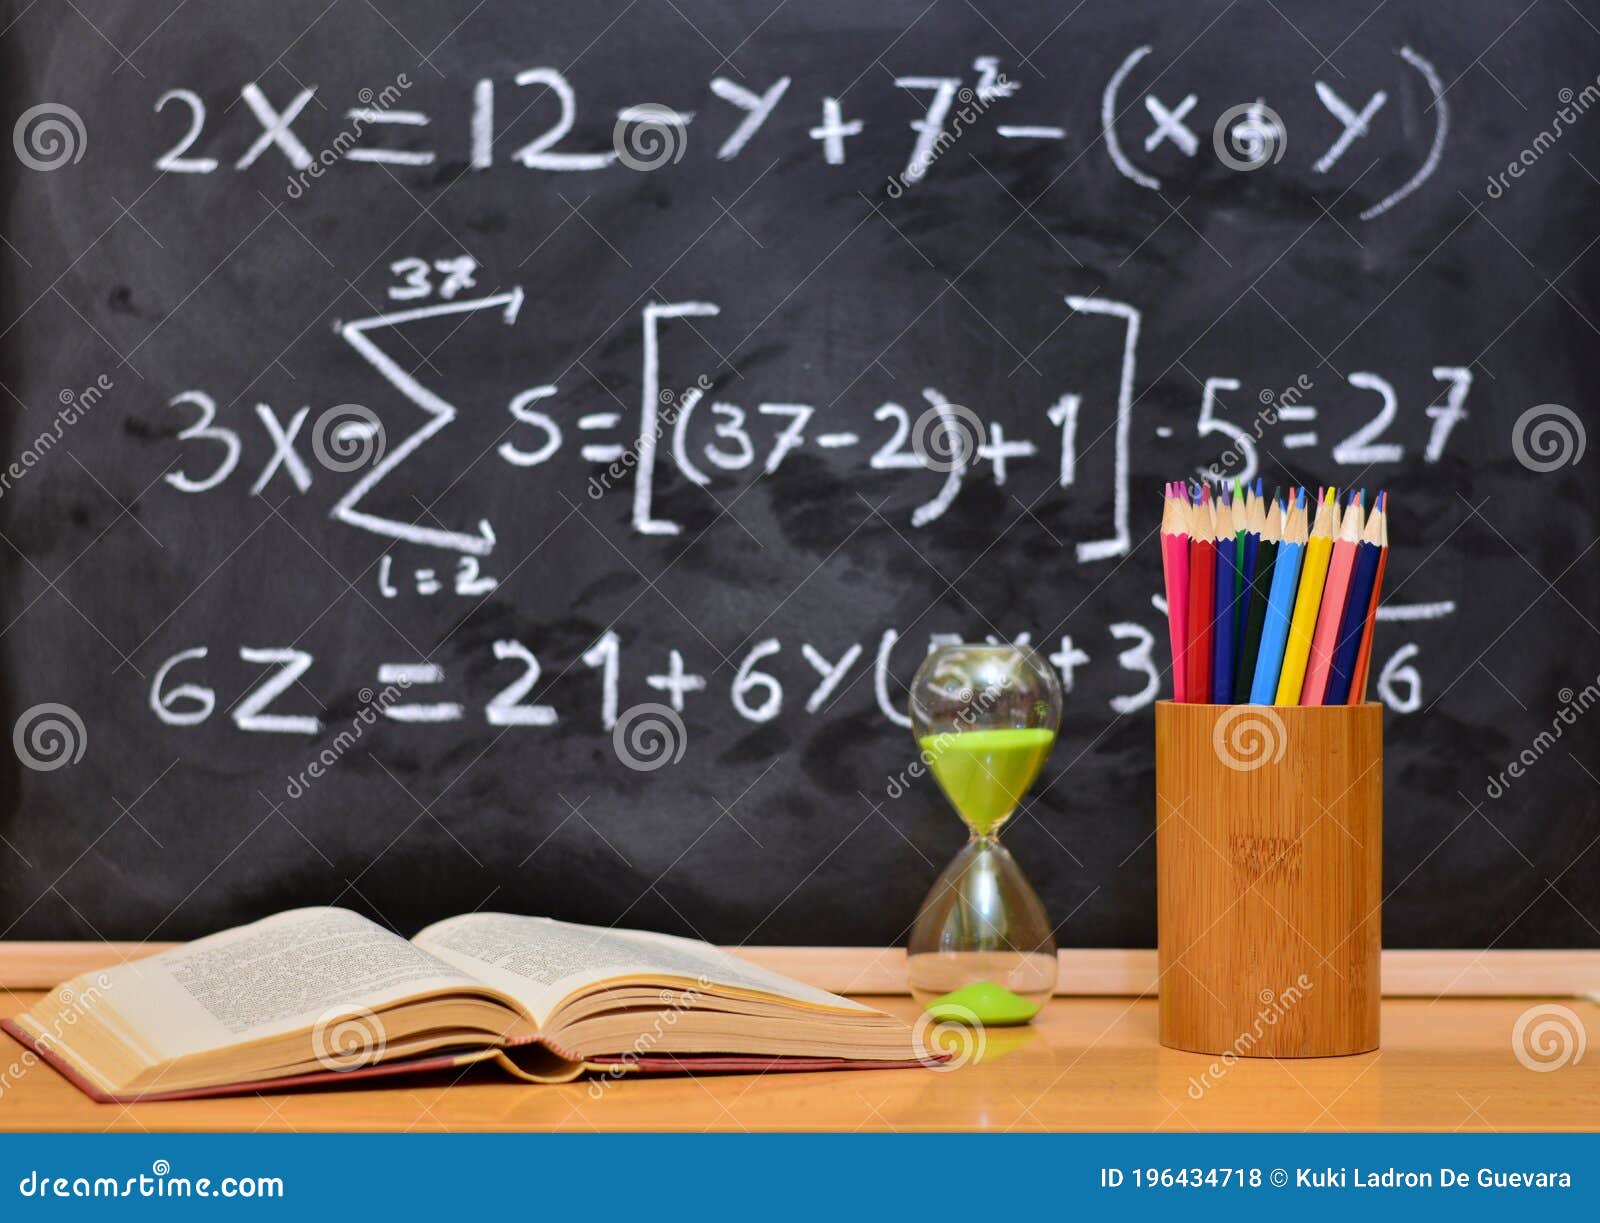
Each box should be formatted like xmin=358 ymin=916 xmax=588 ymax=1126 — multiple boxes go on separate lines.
xmin=1 ymin=0 xmax=1596 ymax=952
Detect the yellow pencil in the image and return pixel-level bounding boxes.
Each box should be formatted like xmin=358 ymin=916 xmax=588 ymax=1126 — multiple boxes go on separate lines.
xmin=1274 ymin=486 xmax=1340 ymax=705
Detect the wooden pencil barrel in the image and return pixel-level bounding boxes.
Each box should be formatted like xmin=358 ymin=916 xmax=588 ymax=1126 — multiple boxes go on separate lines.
xmin=1155 ymin=701 xmax=1382 ymax=1057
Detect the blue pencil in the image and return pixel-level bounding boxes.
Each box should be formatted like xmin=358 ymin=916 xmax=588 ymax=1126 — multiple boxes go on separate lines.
xmin=1249 ymin=488 xmax=1308 ymax=704
xmin=1212 ymin=491 xmax=1239 ymax=703
xmin=1324 ymin=493 xmax=1386 ymax=705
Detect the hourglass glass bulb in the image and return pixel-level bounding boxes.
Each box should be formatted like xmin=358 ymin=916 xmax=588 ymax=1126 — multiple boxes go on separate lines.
xmin=905 ymin=644 xmax=1062 ymax=1024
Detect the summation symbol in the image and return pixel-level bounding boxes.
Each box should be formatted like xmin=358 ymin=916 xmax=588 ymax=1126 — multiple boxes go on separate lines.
xmin=334 ymin=288 xmax=525 ymax=557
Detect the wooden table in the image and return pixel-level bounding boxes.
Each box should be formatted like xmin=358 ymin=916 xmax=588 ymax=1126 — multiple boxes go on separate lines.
xmin=3 ymin=992 xmax=1594 ymax=1131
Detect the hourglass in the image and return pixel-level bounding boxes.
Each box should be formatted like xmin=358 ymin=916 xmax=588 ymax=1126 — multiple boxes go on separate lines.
xmin=907 ymin=643 xmax=1062 ymax=1025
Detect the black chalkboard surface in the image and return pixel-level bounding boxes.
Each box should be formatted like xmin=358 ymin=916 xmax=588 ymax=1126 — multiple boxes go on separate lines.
xmin=1 ymin=0 xmax=1596 ymax=950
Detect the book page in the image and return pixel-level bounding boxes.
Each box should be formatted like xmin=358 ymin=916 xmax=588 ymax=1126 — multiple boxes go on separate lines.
xmin=411 ymin=912 xmax=874 ymax=1024
xmin=90 ymin=907 xmax=482 ymax=1064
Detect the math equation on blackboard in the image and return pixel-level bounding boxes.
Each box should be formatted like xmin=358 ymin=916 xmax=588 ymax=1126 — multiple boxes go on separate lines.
xmin=145 ymin=45 xmax=1445 ymax=224
xmin=122 ymin=40 xmax=1472 ymax=737
xmin=140 ymin=257 xmax=1460 ymax=734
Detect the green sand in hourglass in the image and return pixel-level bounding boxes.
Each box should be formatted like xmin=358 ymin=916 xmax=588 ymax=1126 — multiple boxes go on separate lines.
xmin=918 ymin=727 xmax=1056 ymax=836
xmin=907 ymin=646 xmax=1062 ymax=1027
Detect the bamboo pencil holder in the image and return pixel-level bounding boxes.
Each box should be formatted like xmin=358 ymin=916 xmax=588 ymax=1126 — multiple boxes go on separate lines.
xmin=1155 ymin=701 xmax=1382 ymax=1058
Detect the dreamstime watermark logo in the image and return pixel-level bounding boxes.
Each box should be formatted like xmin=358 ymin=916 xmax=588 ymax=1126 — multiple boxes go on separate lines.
xmin=884 ymin=673 xmax=1015 ymax=800
xmin=39 ymin=977 xmax=113 ymax=1052
xmin=885 ymin=58 xmax=1016 ymax=197
xmin=1211 ymin=705 xmax=1286 ymax=772
xmin=13 ymin=102 xmax=86 ymax=171
xmin=1486 ymin=77 xmax=1600 ymax=199
xmin=911 ymin=1004 xmax=987 ymax=1071
xmin=1511 ymin=1003 xmax=1587 ymax=1072
xmin=614 ymin=104 xmax=689 ymax=171
xmin=1200 ymin=374 xmax=1314 ymax=483
xmin=612 ymin=702 xmax=687 ymax=771
xmin=13 ymin=703 xmax=87 ymax=771
xmin=1186 ymin=975 xmax=1315 ymax=1098
xmin=1511 ymin=402 xmax=1585 ymax=472
xmin=312 ymin=403 xmax=385 ymax=472
xmin=311 ymin=1005 xmax=388 ymax=1071
xmin=1483 ymin=675 xmax=1600 ymax=799
xmin=0 ymin=374 xmax=114 ymax=500
xmin=1213 ymin=101 xmax=1285 ymax=171
xmin=284 ymin=679 xmax=412 ymax=799
xmin=0 ymin=973 xmax=112 ymax=1102
xmin=910 ymin=402 xmax=983 ymax=473
xmin=588 ymin=973 xmax=713 ymax=1101
xmin=586 ymin=977 xmax=712 ymax=1098
xmin=286 ymin=74 xmax=412 ymax=198
xmin=17 ymin=1158 xmax=284 ymax=1200
xmin=587 ymin=374 xmax=714 ymax=500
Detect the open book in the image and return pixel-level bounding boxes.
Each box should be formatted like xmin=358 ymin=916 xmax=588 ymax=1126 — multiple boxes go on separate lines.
xmin=4 ymin=908 xmax=937 ymax=1102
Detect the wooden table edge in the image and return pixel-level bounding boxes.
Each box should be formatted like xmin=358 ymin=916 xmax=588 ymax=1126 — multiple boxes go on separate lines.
xmin=3 ymin=943 xmax=1597 ymax=996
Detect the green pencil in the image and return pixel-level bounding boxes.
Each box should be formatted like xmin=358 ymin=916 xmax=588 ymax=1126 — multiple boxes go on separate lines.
xmin=1232 ymin=477 xmax=1247 ymax=605
xmin=1234 ymin=490 xmax=1283 ymax=699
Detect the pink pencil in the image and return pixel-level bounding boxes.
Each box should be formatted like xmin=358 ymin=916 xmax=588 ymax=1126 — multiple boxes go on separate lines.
xmin=1160 ymin=483 xmax=1190 ymax=702
xmin=1301 ymin=490 xmax=1365 ymax=705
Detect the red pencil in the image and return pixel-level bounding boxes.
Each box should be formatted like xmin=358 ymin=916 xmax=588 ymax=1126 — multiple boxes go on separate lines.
xmin=1160 ymin=483 xmax=1190 ymax=703
xmin=1185 ymin=488 xmax=1217 ymax=703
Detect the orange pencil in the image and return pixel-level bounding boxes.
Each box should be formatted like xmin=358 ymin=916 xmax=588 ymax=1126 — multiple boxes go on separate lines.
xmin=1302 ymin=490 xmax=1365 ymax=705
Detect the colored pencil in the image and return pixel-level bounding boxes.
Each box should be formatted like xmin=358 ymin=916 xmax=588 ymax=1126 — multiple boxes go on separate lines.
xmin=1185 ymin=489 xmax=1217 ymax=703
xmin=1301 ymin=490 xmax=1365 ymax=705
xmin=1233 ymin=480 xmax=1264 ymax=667
xmin=1274 ymin=487 xmax=1338 ymax=705
xmin=1153 ymin=480 xmax=1396 ymax=707
xmin=1250 ymin=489 xmax=1307 ymax=705
xmin=1232 ymin=478 xmax=1248 ymax=608
xmin=1160 ymin=483 xmax=1190 ymax=704
xmin=1349 ymin=492 xmax=1390 ymax=703
xmin=1234 ymin=489 xmax=1281 ymax=699
xmin=1212 ymin=490 xmax=1240 ymax=703
xmin=1325 ymin=493 xmax=1386 ymax=705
